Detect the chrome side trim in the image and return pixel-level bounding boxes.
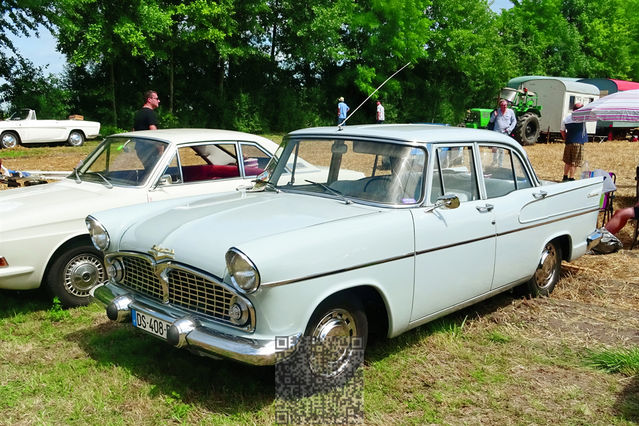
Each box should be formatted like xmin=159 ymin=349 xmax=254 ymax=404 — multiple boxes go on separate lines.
xmin=263 ymin=207 xmax=598 ymax=288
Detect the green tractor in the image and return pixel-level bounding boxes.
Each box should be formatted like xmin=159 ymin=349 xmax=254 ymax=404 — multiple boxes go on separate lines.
xmin=465 ymin=87 xmax=543 ymax=145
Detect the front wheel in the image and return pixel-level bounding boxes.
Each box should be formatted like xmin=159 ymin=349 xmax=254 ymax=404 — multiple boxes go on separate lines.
xmin=67 ymin=130 xmax=85 ymax=147
xmin=279 ymin=295 xmax=367 ymax=397
xmin=525 ymin=241 xmax=561 ymax=297
xmin=515 ymin=112 xmax=540 ymax=146
xmin=45 ymin=243 xmax=106 ymax=307
xmin=1 ymin=131 xmax=19 ymax=149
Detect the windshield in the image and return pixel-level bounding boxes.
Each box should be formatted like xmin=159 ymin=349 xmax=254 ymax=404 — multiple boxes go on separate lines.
xmin=74 ymin=137 xmax=168 ymax=186
xmin=254 ymin=137 xmax=427 ymax=205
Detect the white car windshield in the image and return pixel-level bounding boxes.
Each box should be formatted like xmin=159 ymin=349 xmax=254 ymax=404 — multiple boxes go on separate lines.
xmin=256 ymin=137 xmax=427 ymax=205
xmin=75 ymin=137 xmax=168 ymax=187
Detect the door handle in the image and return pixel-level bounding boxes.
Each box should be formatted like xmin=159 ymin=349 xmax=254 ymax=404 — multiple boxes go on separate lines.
xmin=532 ymin=190 xmax=548 ymax=199
xmin=476 ymin=204 xmax=494 ymax=213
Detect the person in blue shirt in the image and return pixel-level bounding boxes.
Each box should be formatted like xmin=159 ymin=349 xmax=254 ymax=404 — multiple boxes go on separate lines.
xmin=337 ymin=97 xmax=349 ymax=125
xmin=489 ymin=99 xmax=517 ymax=135
xmin=560 ymin=102 xmax=587 ymax=181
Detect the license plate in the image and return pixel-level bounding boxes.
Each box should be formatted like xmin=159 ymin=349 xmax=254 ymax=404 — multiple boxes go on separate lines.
xmin=132 ymin=309 xmax=170 ymax=339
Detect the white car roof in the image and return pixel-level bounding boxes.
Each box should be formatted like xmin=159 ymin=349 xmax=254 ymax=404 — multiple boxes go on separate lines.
xmin=111 ymin=128 xmax=278 ymax=148
xmin=288 ymin=124 xmax=521 ymax=149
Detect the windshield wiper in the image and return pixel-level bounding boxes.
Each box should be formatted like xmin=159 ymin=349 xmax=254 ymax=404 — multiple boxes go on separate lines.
xmin=304 ymin=179 xmax=351 ymax=204
xmin=73 ymin=167 xmax=81 ymax=184
xmin=83 ymin=171 xmax=113 ymax=189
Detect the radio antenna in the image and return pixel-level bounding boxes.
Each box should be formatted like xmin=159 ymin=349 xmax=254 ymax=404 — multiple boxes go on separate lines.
xmin=338 ymin=61 xmax=411 ymax=130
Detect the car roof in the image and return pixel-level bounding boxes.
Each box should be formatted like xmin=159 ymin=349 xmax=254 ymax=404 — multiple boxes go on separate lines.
xmin=288 ymin=124 xmax=521 ymax=148
xmin=110 ymin=128 xmax=277 ymax=148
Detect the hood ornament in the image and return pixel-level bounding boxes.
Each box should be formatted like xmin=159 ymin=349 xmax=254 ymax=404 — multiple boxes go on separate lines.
xmin=149 ymin=245 xmax=175 ymax=261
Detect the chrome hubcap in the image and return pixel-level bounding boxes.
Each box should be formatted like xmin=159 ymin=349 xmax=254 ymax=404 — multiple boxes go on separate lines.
xmin=535 ymin=243 xmax=557 ymax=289
xmin=69 ymin=132 xmax=83 ymax=146
xmin=309 ymin=308 xmax=357 ymax=377
xmin=1 ymin=134 xmax=17 ymax=148
xmin=64 ymin=254 xmax=105 ymax=297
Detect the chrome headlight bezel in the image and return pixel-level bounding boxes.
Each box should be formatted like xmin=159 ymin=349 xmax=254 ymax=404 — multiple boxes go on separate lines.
xmin=86 ymin=215 xmax=110 ymax=251
xmin=225 ymin=248 xmax=261 ymax=294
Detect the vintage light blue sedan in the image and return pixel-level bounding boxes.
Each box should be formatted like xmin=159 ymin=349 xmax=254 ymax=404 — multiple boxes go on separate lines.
xmin=88 ymin=124 xmax=603 ymax=383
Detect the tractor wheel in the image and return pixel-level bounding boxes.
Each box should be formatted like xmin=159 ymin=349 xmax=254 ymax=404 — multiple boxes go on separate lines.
xmin=515 ymin=112 xmax=540 ymax=146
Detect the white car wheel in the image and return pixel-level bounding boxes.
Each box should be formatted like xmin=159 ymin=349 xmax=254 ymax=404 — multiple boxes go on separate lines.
xmin=67 ymin=131 xmax=85 ymax=147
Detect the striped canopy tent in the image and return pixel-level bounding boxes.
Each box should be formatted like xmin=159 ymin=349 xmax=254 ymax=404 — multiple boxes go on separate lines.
xmin=572 ymin=89 xmax=639 ymax=122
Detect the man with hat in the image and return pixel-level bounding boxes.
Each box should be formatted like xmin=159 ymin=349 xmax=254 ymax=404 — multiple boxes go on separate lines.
xmin=560 ymin=102 xmax=587 ymax=181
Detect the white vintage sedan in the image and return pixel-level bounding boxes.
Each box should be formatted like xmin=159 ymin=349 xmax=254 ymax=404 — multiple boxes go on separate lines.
xmin=0 ymin=128 xmax=280 ymax=307
xmin=88 ymin=124 xmax=603 ymax=387
xmin=0 ymin=109 xmax=101 ymax=148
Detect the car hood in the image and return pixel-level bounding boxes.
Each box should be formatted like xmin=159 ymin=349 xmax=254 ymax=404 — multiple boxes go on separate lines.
xmin=115 ymin=191 xmax=382 ymax=279
xmin=0 ymin=178 xmax=145 ymax=233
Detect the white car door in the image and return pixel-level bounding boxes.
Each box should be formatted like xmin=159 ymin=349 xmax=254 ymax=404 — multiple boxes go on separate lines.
xmin=410 ymin=145 xmax=496 ymax=323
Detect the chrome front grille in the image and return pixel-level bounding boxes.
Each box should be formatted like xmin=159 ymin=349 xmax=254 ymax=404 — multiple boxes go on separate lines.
xmin=169 ymin=269 xmax=233 ymax=321
xmin=122 ymin=256 xmax=163 ymax=299
xmin=114 ymin=254 xmax=238 ymax=326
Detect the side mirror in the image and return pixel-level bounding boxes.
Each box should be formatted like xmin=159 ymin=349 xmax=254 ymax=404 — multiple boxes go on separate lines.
xmin=156 ymin=174 xmax=173 ymax=187
xmin=425 ymin=193 xmax=460 ymax=212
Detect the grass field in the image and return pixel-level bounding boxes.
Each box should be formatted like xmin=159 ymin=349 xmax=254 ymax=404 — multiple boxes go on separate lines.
xmin=1 ymin=136 xmax=638 ymax=424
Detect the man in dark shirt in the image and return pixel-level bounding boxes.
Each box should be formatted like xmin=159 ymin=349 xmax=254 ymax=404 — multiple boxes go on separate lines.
xmin=560 ymin=102 xmax=586 ymax=181
xmin=133 ymin=90 xmax=160 ymax=130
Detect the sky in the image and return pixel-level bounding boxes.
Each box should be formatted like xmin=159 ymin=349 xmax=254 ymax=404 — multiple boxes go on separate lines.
xmin=5 ymin=0 xmax=513 ymax=76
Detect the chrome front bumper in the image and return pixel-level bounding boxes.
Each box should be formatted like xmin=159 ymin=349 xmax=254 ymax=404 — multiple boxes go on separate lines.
xmin=91 ymin=283 xmax=300 ymax=366
xmin=586 ymin=229 xmax=603 ymax=251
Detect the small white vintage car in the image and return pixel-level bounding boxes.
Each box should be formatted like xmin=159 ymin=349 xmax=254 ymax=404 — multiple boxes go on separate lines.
xmin=88 ymin=124 xmax=604 ymax=384
xmin=0 ymin=128 xmax=280 ymax=307
xmin=0 ymin=109 xmax=101 ymax=148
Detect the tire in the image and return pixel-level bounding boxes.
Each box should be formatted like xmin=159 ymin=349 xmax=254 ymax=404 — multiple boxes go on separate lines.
xmin=525 ymin=241 xmax=561 ymax=297
xmin=45 ymin=243 xmax=106 ymax=308
xmin=515 ymin=112 xmax=540 ymax=146
xmin=67 ymin=130 xmax=85 ymax=147
xmin=1 ymin=131 xmax=19 ymax=149
xmin=278 ymin=295 xmax=367 ymax=397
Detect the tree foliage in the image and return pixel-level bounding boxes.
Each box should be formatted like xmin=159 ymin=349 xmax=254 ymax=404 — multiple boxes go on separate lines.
xmin=3 ymin=0 xmax=639 ymax=131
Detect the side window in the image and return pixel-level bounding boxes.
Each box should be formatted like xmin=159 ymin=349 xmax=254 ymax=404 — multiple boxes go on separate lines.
xmin=239 ymin=143 xmax=271 ymax=176
xmin=479 ymin=146 xmax=532 ymax=198
xmin=179 ymin=143 xmax=240 ymax=183
xmin=430 ymin=146 xmax=479 ymax=203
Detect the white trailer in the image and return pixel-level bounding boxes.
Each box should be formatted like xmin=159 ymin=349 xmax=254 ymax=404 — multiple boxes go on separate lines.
xmin=508 ymin=77 xmax=600 ymax=139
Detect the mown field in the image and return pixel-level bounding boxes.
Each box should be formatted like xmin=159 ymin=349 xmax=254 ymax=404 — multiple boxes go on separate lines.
xmin=0 ymin=137 xmax=638 ymax=425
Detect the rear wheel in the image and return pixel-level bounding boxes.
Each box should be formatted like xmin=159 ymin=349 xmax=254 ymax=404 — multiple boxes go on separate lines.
xmin=45 ymin=243 xmax=106 ymax=307
xmin=1 ymin=131 xmax=19 ymax=149
xmin=525 ymin=241 xmax=561 ymax=297
xmin=515 ymin=112 xmax=540 ymax=146
xmin=67 ymin=130 xmax=85 ymax=147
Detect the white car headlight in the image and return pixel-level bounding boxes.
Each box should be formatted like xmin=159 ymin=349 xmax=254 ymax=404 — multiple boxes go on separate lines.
xmin=225 ymin=248 xmax=260 ymax=294
xmin=86 ymin=215 xmax=110 ymax=251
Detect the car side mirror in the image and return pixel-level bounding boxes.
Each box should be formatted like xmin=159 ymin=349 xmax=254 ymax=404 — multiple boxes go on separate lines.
xmin=156 ymin=174 xmax=173 ymax=187
xmin=424 ymin=193 xmax=460 ymax=212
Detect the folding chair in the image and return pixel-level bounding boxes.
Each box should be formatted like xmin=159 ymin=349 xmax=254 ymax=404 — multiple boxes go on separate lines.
xmin=597 ymin=172 xmax=616 ymax=228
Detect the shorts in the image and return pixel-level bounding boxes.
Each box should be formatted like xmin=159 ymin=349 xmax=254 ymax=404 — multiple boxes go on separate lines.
xmin=563 ymin=143 xmax=584 ymax=166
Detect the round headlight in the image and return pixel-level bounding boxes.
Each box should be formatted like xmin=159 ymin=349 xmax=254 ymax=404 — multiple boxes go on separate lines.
xmin=86 ymin=216 xmax=110 ymax=251
xmin=225 ymin=248 xmax=260 ymax=294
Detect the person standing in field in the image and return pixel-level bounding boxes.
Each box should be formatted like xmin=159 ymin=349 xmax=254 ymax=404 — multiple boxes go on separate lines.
xmin=133 ymin=90 xmax=160 ymax=131
xmin=376 ymin=101 xmax=385 ymax=124
xmin=489 ymin=99 xmax=516 ymax=136
xmin=560 ymin=102 xmax=586 ymax=181
xmin=337 ymin=96 xmax=349 ymax=126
